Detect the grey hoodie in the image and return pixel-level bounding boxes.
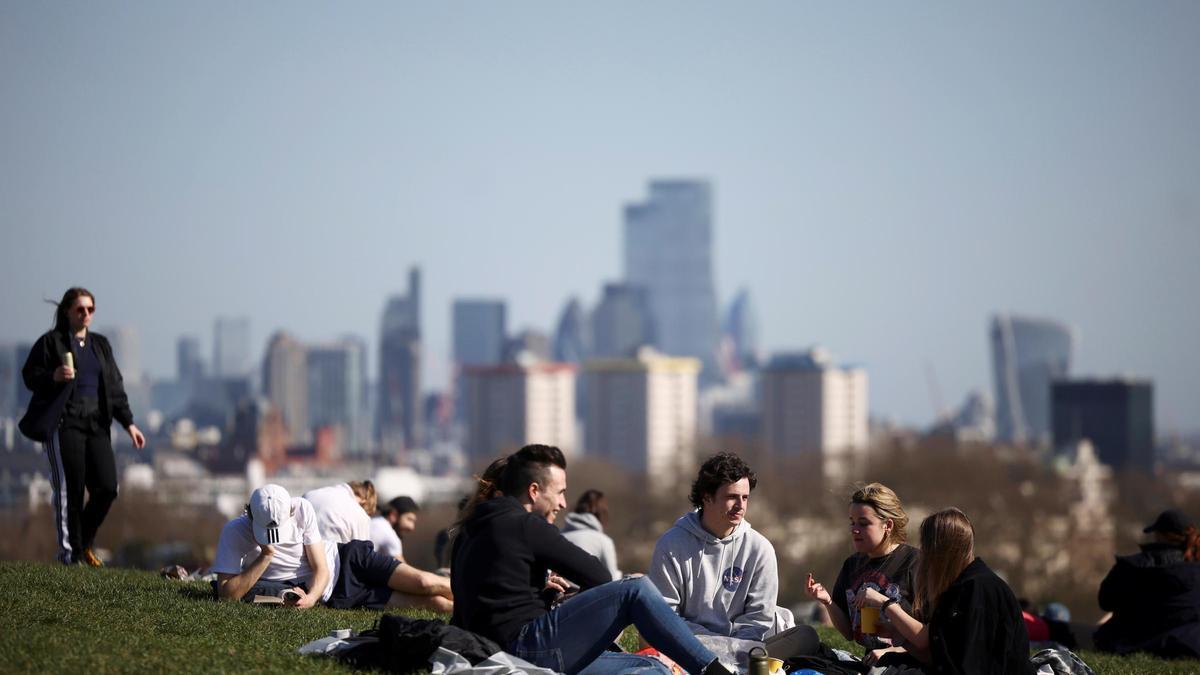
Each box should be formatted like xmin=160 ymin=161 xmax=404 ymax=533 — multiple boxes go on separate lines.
xmin=648 ymin=511 xmax=778 ymax=640
xmin=561 ymin=512 xmax=622 ymax=581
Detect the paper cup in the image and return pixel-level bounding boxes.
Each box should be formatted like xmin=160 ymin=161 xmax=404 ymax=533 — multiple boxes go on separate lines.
xmin=861 ymin=606 xmax=880 ymax=634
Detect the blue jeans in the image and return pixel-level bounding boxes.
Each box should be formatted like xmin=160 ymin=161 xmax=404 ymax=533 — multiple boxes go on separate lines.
xmin=508 ymin=576 xmax=717 ymax=675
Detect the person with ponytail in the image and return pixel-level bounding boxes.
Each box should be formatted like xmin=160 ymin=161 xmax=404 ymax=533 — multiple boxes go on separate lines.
xmin=854 ymin=508 xmax=1034 ymax=674
xmin=19 ymin=287 xmax=145 ymax=567
xmin=1094 ymin=509 xmax=1200 ymax=658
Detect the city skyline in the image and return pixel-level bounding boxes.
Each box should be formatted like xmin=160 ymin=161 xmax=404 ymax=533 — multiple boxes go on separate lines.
xmin=2 ymin=3 xmax=1198 ymax=431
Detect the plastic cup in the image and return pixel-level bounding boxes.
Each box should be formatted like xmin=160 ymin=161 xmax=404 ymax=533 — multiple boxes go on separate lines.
xmin=767 ymin=657 xmax=784 ymax=673
xmin=861 ymin=606 xmax=880 ymax=634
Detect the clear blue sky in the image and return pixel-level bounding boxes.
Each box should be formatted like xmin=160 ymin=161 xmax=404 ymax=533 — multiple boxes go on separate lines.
xmin=2 ymin=2 xmax=1197 ymax=431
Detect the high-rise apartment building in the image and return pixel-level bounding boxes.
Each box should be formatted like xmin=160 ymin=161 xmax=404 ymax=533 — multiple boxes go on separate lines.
xmin=176 ymin=335 xmax=204 ymax=385
xmin=214 ymin=316 xmax=251 ymax=377
xmin=991 ymin=314 xmax=1074 ymax=445
xmin=262 ymin=331 xmax=309 ymax=443
xmin=308 ymin=337 xmax=368 ymax=454
xmin=591 ymin=283 xmax=656 ymax=358
xmin=624 ymin=180 xmax=719 ymax=382
xmin=1053 ymin=379 xmax=1154 ymax=471
xmin=0 ymin=345 xmax=16 ymax=419
xmin=585 ymin=347 xmax=700 ymax=477
xmin=379 ymin=268 xmax=422 ymax=451
xmin=463 ymin=361 xmax=575 ymax=460
xmin=762 ymin=349 xmax=868 ymax=457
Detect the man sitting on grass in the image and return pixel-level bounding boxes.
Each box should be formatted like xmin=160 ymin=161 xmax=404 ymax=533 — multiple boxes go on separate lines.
xmin=212 ymin=484 xmax=452 ymax=611
xmin=450 ymin=444 xmax=735 ymax=674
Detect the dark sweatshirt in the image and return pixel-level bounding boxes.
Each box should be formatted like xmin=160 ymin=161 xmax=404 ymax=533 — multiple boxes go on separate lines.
xmin=19 ymin=330 xmax=134 ymax=442
xmin=450 ymin=496 xmax=611 ymax=646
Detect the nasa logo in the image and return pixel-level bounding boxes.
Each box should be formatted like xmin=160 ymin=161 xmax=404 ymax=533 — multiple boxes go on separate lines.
xmin=722 ymin=566 xmax=743 ymax=592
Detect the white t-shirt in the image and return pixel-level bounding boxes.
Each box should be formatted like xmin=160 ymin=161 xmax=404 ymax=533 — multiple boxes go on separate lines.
xmin=302 ymin=483 xmax=371 ymax=545
xmin=211 ymin=497 xmax=339 ymax=602
xmin=370 ymin=515 xmax=404 ymax=559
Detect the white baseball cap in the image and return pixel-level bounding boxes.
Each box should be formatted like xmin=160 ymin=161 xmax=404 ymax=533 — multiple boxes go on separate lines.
xmin=249 ymin=484 xmax=298 ymax=545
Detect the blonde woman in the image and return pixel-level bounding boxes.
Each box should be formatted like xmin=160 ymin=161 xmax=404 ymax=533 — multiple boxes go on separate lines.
xmin=856 ymin=508 xmax=1033 ymax=675
xmin=805 ymin=483 xmax=918 ymax=651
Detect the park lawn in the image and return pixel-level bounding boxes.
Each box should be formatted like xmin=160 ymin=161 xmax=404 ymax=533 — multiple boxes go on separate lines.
xmin=0 ymin=561 xmax=1195 ymax=674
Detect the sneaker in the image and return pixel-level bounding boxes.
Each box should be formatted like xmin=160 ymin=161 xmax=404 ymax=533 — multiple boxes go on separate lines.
xmin=80 ymin=548 xmax=104 ymax=567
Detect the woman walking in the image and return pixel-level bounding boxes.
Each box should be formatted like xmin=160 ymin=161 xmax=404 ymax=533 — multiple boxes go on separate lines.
xmin=19 ymin=287 xmax=145 ymax=566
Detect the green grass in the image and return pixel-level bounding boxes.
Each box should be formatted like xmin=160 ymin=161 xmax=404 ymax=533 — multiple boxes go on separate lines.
xmin=0 ymin=561 xmax=1194 ymax=674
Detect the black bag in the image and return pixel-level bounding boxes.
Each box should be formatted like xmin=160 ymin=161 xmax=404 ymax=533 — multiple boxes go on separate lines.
xmin=337 ymin=614 xmax=501 ymax=673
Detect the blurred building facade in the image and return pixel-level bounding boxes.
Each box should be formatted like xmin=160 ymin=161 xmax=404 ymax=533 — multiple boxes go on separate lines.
xmin=1053 ymin=378 xmax=1154 ymax=471
xmin=763 ymin=348 xmax=869 ymax=457
xmin=378 ymin=267 xmax=422 ymax=451
xmin=463 ymin=360 xmax=576 ymax=460
xmin=262 ymin=331 xmax=309 ymax=443
xmin=213 ymin=316 xmax=251 ymax=378
xmin=591 ymin=283 xmax=656 ymax=358
xmin=585 ymin=347 xmax=700 ymax=477
xmin=991 ymin=314 xmax=1074 ymax=446
xmin=624 ymin=180 xmax=719 ymax=382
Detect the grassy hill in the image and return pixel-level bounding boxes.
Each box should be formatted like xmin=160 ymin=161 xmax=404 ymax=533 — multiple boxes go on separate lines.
xmin=0 ymin=562 xmax=1193 ymax=674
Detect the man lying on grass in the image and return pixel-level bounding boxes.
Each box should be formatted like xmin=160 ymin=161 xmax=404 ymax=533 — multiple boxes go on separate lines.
xmin=212 ymin=484 xmax=452 ymax=611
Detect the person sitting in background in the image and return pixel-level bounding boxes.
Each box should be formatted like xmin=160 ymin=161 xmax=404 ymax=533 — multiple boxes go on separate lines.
xmin=370 ymin=495 xmax=420 ymax=563
xmin=212 ymin=484 xmax=452 ymax=612
xmin=562 ymin=489 xmax=621 ymax=581
xmin=1094 ymin=508 xmax=1200 ymax=659
xmin=649 ymin=452 xmax=782 ymax=646
xmin=853 ymin=508 xmax=1034 ymax=675
xmin=806 ymin=483 xmax=919 ymax=655
xmin=303 ymin=481 xmax=376 ymax=544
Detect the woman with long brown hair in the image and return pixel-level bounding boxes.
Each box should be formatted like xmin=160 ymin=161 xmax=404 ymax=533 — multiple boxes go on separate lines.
xmin=855 ymin=508 xmax=1033 ymax=674
xmin=562 ymin=489 xmax=621 ymax=581
xmin=19 ymin=287 xmax=145 ymax=566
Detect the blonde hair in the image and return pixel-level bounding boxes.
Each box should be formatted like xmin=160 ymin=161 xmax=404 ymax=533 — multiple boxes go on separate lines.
xmin=850 ymin=482 xmax=909 ymax=545
xmin=348 ymin=480 xmax=377 ymax=516
xmin=914 ymin=508 xmax=976 ymax=618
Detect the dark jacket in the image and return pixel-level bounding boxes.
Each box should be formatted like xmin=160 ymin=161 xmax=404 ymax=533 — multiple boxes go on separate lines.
xmin=928 ymin=558 xmax=1035 ymax=675
xmin=19 ymin=330 xmax=134 ymax=442
xmin=449 ymin=496 xmax=611 ymax=646
xmin=1094 ymin=543 xmax=1200 ymax=658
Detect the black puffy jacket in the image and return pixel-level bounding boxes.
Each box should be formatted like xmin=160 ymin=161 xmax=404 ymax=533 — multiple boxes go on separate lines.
xmin=1095 ymin=543 xmax=1200 ymax=658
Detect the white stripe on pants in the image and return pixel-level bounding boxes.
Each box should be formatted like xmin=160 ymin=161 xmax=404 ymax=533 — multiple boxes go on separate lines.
xmin=43 ymin=431 xmax=73 ymax=564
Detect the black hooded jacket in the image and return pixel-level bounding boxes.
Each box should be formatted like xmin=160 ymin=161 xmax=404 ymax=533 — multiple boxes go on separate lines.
xmin=449 ymin=496 xmax=611 ymax=646
xmin=19 ymin=330 xmax=134 ymax=442
xmin=1094 ymin=543 xmax=1200 ymax=658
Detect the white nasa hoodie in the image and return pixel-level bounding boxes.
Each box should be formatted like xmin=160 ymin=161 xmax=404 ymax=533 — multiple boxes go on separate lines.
xmin=648 ymin=511 xmax=779 ymax=640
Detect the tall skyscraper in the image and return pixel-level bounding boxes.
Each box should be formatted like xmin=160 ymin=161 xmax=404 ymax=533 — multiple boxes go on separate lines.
xmin=177 ymin=335 xmax=204 ymax=385
xmin=553 ymin=297 xmax=590 ymax=364
xmin=308 ymin=337 xmax=368 ymax=454
xmin=1053 ymin=379 xmax=1154 ymax=471
xmin=463 ymin=361 xmax=576 ymax=460
xmin=624 ymin=180 xmax=719 ymax=382
xmin=585 ymin=347 xmax=700 ymax=477
xmin=262 ymin=331 xmax=309 ymax=443
xmin=991 ymin=314 xmax=1074 ymax=445
xmin=590 ymin=283 xmax=656 ymax=358
xmin=453 ymin=299 xmax=507 ymax=420
xmin=214 ymin=316 xmax=251 ymax=377
xmin=102 ymin=325 xmax=143 ymax=383
xmin=0 ymin=344 xmax=16 ymax=419
xmin=721 ymin=288 xmax=760 ymax=375
xmin=379 ymin=267 xmax=422 ymax=451
xmin=453 ymin=299 xmax=507 ymax=366
xmin=762 ymin=348 xmax=869 ymax=457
